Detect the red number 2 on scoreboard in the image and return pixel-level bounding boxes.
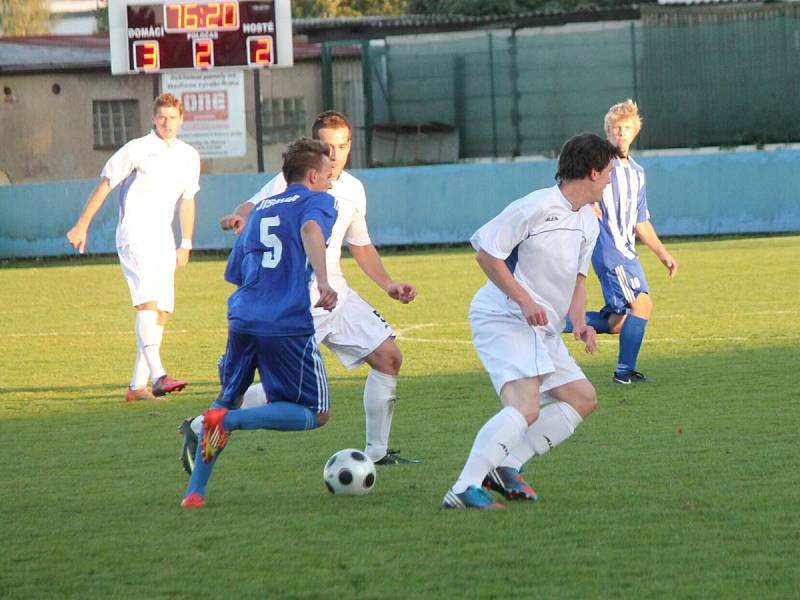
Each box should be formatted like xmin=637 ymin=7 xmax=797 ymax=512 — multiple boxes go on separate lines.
xmin=247 ymin=36 xmax=272 ymax=66
xmin=193 ymin=39 xmax=214 ymax=69
xmin=255 ymin=37 xmax=271 ymax=64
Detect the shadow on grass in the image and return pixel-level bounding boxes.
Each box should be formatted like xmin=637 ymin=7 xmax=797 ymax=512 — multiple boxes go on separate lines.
xmin=2 ymin=338 xmax=794 ymax=411
xmin=0 ymin=380 xmax=218 ymax=397
xmin=0 ymin=378 xmax=374 ymax=408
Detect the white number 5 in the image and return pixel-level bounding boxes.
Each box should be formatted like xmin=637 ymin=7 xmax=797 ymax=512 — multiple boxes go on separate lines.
xmin=260 ymin=216 xmax=283 ymax=268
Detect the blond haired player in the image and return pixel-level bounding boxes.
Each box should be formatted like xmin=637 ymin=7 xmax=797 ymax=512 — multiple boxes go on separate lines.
xmin=67 ymin=93 xmax=200 ymax=401
xmin=566 ymin=100 xmax=678 ymax=384
xmin=179 ymin=111 xmax=417 ymax=474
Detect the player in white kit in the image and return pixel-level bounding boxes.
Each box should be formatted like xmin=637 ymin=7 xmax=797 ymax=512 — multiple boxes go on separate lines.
xmin=179 ymin=111 xmax=417 ymax=473
xmin=443 ymin=133 xmax=621 ymax=509
xmin=67 ymin=93 xmax=200 ymax=402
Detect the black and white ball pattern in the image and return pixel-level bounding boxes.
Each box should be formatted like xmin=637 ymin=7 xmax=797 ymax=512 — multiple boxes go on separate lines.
xmin=323 ymin=448 xmax=376 ymax=496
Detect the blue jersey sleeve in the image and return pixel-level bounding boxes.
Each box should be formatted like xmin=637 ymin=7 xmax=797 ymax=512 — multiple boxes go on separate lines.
xmin=301 ymin=192 xmax=338 ymax=241
xmin=224 ymin=234 xmax=245 ymax=286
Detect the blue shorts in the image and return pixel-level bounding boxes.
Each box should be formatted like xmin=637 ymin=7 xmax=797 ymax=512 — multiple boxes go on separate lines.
xmin=594 ymin=258 xmax=650 ymax=316
xmin=218 ymin=329 xmax=329 ymax=413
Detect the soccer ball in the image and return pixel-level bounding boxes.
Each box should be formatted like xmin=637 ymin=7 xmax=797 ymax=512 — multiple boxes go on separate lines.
xmin=323 ymin=448 xmax=376 ymax=496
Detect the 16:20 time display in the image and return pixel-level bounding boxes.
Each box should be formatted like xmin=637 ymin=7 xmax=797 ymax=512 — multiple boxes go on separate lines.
xmin=164 ymin=2 xmax=240 ymax=32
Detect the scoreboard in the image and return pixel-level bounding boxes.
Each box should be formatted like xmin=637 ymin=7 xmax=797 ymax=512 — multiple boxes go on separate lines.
xmin=109 ymin=0 xmax=293 ymax=74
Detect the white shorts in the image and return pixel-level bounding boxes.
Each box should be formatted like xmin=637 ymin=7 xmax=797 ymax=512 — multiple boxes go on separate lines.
xmin=118 ymin=242 xmax=176 ymax=313
xmin=313 ymin=286 xmax=394 ymax=369
xmin=469 ymin=306 xmax=585 ymax=396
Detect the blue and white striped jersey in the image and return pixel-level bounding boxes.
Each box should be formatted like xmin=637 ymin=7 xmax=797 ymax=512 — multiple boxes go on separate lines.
xmin=592 ymin=156 xmax=650 ymax=267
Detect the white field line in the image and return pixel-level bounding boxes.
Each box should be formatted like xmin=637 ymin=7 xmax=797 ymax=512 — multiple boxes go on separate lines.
xmin=5 ymin=322 xmax=797 ymax=345
xmin=393 ymin=324 xmax=800 ymax=345
xmin=3 ymin=329 xmax=202 ymax=338
xmin=397 ymin=336 xmax=800 ymax=345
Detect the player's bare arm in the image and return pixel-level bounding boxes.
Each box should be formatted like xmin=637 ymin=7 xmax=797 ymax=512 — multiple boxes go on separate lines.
xmin=475 ymin=249 xmax=547 ymax=327
xmin=349 ymin=243 xmax=417 ymax=304
xmin=219 ymin=200 xmax=254 ymax=234
xmin=176 ymin=196 xmax=196 ymax=268
xmin=567 ymin=274 xmax=596 ymax=353
xmin=635 ymin=220 xmax=678 ymax=278
xmin=301 ymin=220 xmax=337 ymax=312
xmin=66 ymin=178 xmax=113 ymax=253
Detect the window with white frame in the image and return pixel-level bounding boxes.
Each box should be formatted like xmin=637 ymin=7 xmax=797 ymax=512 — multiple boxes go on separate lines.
xmin=93 ymin=100 xmax=140 ymax=149
xmin=261 ymin=97 xmax=306 ymax=145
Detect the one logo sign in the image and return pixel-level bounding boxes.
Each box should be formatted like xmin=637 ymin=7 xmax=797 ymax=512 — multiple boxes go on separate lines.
xmin=182 ymin=90 xmax=228 ymax=122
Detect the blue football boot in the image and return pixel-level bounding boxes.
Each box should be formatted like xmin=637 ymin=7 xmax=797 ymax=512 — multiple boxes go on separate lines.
xmin=442 ymin=485 xmax=505 ymax=510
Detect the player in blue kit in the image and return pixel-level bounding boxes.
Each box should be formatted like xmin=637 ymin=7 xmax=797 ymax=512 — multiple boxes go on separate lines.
xmin=179 ymin=111 xmax=418 ymax=475
xmin=567 ymin=100 xmax=678 ymax=384
xmin=181 ymin=137 xmax=338 ymax=509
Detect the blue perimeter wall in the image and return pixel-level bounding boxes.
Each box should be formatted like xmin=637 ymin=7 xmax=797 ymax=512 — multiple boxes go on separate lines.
xmin=1 ymin=149 xmax=799 ymax=258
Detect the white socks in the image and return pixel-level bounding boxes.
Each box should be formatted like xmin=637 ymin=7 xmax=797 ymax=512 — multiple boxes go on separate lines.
xmin=242 ymin=383 xmax=267 ymax=409
xmin=190 ymin=415 xmax=203 ymax=436
xmin=502 ymin=401 xmax=583 ymax=469
xmin=130 ymin=348 xmax=150 ymax=390
xmin=452 ymin=406 xmax=528 ymax=494
xmin=363 ymin=370 xmax=397 ymax=462
xmin=134 ymin=310 xmax=166 ymax=383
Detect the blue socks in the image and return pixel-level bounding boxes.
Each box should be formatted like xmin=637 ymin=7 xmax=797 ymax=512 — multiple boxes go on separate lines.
xmin=563 ymin=312 xmax=611 ymax=334
xmin=563 ymin=311 xmax=647 ymax=376
xmin=616 ymin=314 xmax=647 ymax=375
xmin=185 ymin=427 xmax=219 ymax=498
xmin=183 ymin=402 xmax=319 ymax=500
xmin=223 ymin=402 xmax=318 ymax=432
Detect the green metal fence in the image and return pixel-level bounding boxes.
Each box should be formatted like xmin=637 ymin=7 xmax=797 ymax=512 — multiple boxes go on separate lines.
xmin=358 ymin=4 xmax=800 ymax=162
xmin=638 ymin=4 xmax=800 ymax=149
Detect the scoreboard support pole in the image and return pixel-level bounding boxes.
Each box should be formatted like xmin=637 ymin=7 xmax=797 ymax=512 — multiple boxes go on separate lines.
xmin=253 ymin=70 xmax=264 ymax=173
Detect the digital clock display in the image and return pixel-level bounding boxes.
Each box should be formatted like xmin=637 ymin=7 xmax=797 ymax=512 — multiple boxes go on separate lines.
xmin=164 ymin=2 xmax=240 ymax=33
xmin=123 ymin=0 xmax=281 ymax=72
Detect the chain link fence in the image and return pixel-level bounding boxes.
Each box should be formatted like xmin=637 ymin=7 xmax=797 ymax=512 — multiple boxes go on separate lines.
xmin=359 ymin=4 xmax=800 ymax=162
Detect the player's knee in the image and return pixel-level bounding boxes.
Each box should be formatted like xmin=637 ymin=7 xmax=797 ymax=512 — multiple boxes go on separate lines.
xmin=519 ymin=402 xmax=540 ymax=425
xmin=316 ymin=411 xmax=331 ymax=427
xmin=512 ymin=394 xmax=540 ymax=424
xmin=574 ymin=386 xmax=598 ymax=418
xmin=640 ymin=292 xmax=653 ymax=312
xmin=370 ymin=341 xmax=402 ymax=376
xmin=387 ymin=346 xmax=403 ymax=374
xmin=631 ymin=292 xmax=653 ymax=318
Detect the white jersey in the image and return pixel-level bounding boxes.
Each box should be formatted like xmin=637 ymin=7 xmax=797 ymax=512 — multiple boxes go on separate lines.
xmin=246 ymin=170 xmax=372 ymax=311
xmin=470 ymin=185 xmax=598 ymax=335
xmin=102 ymin=131 xmax=200 ymax=249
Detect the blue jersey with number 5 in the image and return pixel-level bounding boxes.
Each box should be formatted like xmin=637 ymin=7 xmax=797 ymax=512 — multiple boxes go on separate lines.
xmin=225 ymin=183 xmax=337 ymax=336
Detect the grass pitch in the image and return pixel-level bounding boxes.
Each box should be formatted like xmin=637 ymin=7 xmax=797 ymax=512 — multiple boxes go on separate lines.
xmin=1 ymin=235 xmax=799 ymax=599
